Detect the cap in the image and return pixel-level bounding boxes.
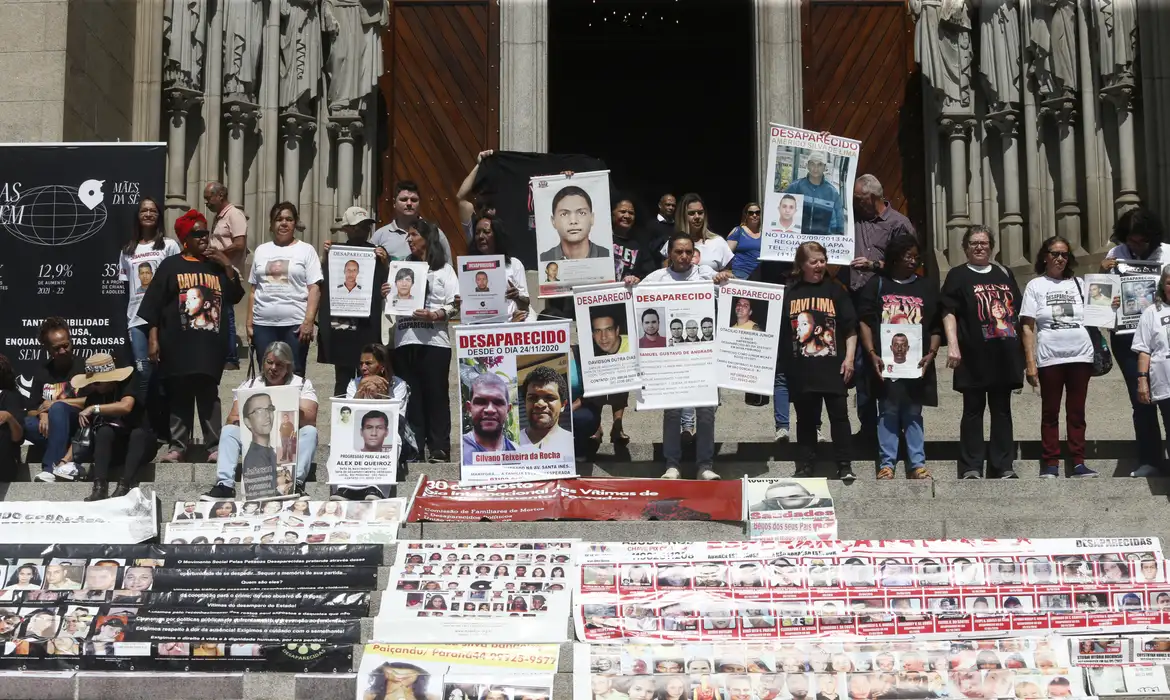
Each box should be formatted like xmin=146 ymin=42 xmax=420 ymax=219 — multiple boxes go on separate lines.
xmin=806 ymin=151 xmax=829 ymax=165
xmin=342 ymin=206 xmax=375 ymax=226
xmin=71 ymin=353 xmax=133 ymax=389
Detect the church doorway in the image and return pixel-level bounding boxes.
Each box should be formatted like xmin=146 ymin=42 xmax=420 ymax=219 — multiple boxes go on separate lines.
xmin=548 ymin=0 xmax=756 ymax=234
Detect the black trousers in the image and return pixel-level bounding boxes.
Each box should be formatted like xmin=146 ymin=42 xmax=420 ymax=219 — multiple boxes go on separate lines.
xmin=165 ymin=375 xmax=222 ymax=452
xmin=394 ymin=344 xmax=452 ymax=454
xmin=959 ymin=389 xmax=1014 ymax=474
xmin=794 ymin=393 xmax=851 ymax=465
xmin=0 ymin=422 xmax=19 ymax=482
xmin=92 ymin=423 xmax=157 ymax=483
xmin=334 ymin=365 xmax=357 ymax=399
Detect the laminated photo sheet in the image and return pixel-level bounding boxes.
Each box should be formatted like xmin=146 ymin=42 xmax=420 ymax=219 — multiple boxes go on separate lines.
xmin=356 ymin=643 xmax=557 ymax=700
xmin=632 ymin=282 xmax=718 ymax=411
xmin=163 ymin=499 xmax=404 ymax=545
xmin=715 ymin=280 xmax=785 ymax=395
xmin=573 ymin=283 xmax=641 ymax=396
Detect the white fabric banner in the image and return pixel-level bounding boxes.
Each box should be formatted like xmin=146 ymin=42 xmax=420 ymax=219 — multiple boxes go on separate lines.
xmin=715 ymin=280 xmax=785 ymax=394
xmin=632 ymin=282 xmax=718 ymax=410
xmin=573 ymin=283 xmax=641 ymax=397
xmin=327 ymin=245 xmax=377 ymax=318
xmin=0 ymin=488 xmax=157 ymax=543
xmin=327 ymin=398 xmax=401 ymax=485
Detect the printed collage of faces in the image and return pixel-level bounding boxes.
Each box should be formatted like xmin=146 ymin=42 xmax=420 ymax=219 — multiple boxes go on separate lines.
xmin=163 ymin=499 xmax=404 ymax=545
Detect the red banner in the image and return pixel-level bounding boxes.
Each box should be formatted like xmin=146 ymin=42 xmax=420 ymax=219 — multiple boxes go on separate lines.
xmin=406 ymin=477 xmax=743 ymax=523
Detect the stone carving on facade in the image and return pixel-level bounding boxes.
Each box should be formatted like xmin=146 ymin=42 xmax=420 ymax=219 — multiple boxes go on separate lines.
xmin=1092 ymin=0 xmax=1138 ymax=86
xmin=909 ymin=0 xmax=973 ymax=113
xmin=1028 ymin=0 xmax=1078 ymax=98
xmin=163 ymin=0 xmax=206 ymax=90
xmin=978 ymin=0 xmax=1021 ymax=111
xmin=322 ymin=0 xmax=389 ymax=114
xmin=279 ymin=0 xmax=323 ymax=113
xmin=224 ymin=0 xmax=265 ymax=100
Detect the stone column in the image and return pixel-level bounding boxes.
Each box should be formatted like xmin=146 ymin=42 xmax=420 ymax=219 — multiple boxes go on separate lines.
xmin=1044 ymin=96 xmax=1084 ymax=253
xmin=940 ymin=115 xmax=975 ymax=267
xmin=164 ymin=87 xmax=203 ymax=227
xmin=1102 ymin=82 xmax=1141 ymax=213
xmin=499 ymin=0 xmax=547 ymax=151
xmin=754 ymin=0 xmax=803 ymax=188
xmin=259 ymin=0 xmax=281 ymax=212
xmin=986 ymin=110 xmax=1027 ymax=267
xmin=200 ymin=1 xmax=227 ymax=187
xmin=132 ymin=0 xmax=165 ymax=141
xmin=329 ymin=114 xmax=364 ymax=231
xmin=281 ymin=113 xmax=316 ymax=210
xmin=224 ymin=97 xmax=260 ymax=206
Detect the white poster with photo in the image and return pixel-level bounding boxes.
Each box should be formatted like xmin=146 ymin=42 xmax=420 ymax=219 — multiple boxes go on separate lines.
xmin=1082 ymin=273 xmax=1118 ymax=328
xmin=743 ymin=477 xmax=837 ymax=541
xmin=388 ymin=261 xmax=431 ymax=315
xmin=531 ymin=170 xmax=615 ymax=298
xmin=0 ymin=489 xmax=157 ymax=543
xmin=1134 ymin=635 xmax=1170 ymax=664
xmin=715 ymin=280 xmax=785 ymax=394
xmin=574 ymin=283 xmax=641 ymax=397
xmin=355 ymin=643 xmax=557 ymax=700
xmin=164 ymin=498 xmax=406 ymax=545
xmin=632 ymin=282 xmax=718 ymax=410
xmin=455 ymin=321 xmax=575 ymax=485
xmin=458 ymin=254 xmax=509 ymax=324
xmin=327 ymin=399 xmax=401 ymax=485
xmin=880 ymin=324 xmax=924 ymax=379
xmin=236 ymin=384 xmax=301 ymax=501
xmin=761 ymin=124 xmax=861 ymax=265
xmin=1114 ymin=259 xmax=1162 ymax=334
xmin=327 ymin=245 xmax=377 ymax=318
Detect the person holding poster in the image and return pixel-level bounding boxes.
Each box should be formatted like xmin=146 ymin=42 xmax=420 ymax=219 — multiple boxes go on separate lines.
xmin=1132 ymin=268 xmax=1170 ymax=477
xmin=201 ymin=341 xmax=317 ymax=501
xmin=857 ymin=234 xmax=940 ymax=480
xmin=1021 ymin=236 xmax=1099 ymax=479
xmin=661 ymin=193 xmax=734 ymax=274
xmin=470 ymin=215 xmax=531 ymax=322
xmin=611 ymin=198 xmax=658 ymax=283
xmin=534 ymin=171 xmax=615 ymax=296
xmin=778 ymin=241 xmax=857 ymax=481
xmin=382 ymin=220 xmax=460 ymax=463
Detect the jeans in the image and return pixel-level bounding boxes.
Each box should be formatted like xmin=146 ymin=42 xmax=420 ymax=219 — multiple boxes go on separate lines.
xmin=252 ymin=324 xmax=309 ymax=377
xmin=1114 ymin=333 xmax=1164 ymax=468
xmin=680 ymin=407 xmax=696 ymax=432
xmin=663 ymin=405 xmax=716 ymax=470
xmin=215 ymin=423 xmax=317 ymax=487
xmin=1038 ymin=362 xmax=1092 ymax=466
xmin=225 ymin=302 xmax=239 ymax=365
xmin=854 ymin=352 xmax=876 ymax=431
xmin=23 ymin=402 xmax=80 ymax=471
xmin=879 ymin=388 xmax=925 ymax=469
xmin=959 ymin=389 xmax=1014 ymax=475
xmin=91 ymin=423 xmax=157 ymax=483
xmin=129 ymin=326 xmax=152 ymax=392
xmin=774 ymin=373 xmax=790 ymax=429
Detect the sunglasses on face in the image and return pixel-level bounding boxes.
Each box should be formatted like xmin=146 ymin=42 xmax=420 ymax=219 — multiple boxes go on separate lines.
xmin=1048 ymin=251 xmax=1070 ymax=259
xmin=746 ymin=210 xmax=761 ymax=216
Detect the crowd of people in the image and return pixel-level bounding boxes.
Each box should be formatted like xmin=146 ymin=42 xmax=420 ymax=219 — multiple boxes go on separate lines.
xmin=0 ymin=161 xmax=1165 ymax=497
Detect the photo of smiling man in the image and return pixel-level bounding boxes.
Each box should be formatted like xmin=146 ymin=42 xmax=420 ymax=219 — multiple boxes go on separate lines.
xmin=518 ymin=365 xmax=574 ymax=454
xmin=532 ymin=170 xmax=616 ymax=297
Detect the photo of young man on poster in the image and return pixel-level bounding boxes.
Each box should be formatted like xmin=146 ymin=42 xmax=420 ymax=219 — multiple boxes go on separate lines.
xmin=539 ymin=185 xmax=609 ymax=262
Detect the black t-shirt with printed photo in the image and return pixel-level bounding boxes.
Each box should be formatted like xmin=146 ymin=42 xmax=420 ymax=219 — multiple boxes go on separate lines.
xmin=779 ymin=278 xmax=857 ymax=396
xmin=857 ymin=274 xmax=941 ymax=405
xmin=25 ymin=355 xmax=86 ymax=412
xmin=940 ymin=264 xmax=1024 ymax=391
xmin=137 ymin=256 xmax=246 ymax=381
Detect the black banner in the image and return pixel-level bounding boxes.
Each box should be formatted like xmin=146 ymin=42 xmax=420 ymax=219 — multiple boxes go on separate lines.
xmin=0 ymin=143 xmax=166 ymax=381
xmin=146 ymin=590 xmax=370 ymax=614
xmin=0 ymin=543 xmax=384 ymax=566
xmin=150 ymin=566 xmax=378 ymax=591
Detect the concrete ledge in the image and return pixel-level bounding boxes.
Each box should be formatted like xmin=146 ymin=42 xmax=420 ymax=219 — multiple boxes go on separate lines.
xmin=243 ymin=670 xmax=297 ymax=699
xmin=296 ymin=673 xmax=356 ymax=700
xmin=77 ymin=672 xmax=244 ymax=700
xmin=0 ymin=671 xmax=75 ymax=700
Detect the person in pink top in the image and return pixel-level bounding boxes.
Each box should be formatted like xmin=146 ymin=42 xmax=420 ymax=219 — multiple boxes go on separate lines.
xmin=203 ymin=181 xmax=248 ymax=369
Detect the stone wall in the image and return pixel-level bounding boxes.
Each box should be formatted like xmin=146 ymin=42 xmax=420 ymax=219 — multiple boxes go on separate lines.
xmin=0 ymin=0 xmax=69 ymax=141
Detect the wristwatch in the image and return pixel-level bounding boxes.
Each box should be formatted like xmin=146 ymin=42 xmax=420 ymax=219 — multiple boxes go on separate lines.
xmin=1138 ymin=372 xmax=1151 ymax=378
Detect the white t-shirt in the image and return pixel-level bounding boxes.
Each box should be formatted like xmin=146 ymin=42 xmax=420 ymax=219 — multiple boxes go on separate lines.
xmin=1131 ymin=303 xmax=1170 ymax=401
xmin=119 ymin=238 xmax=181 ymax=327
xmin=249 ymin=240 xmax=325 ymax=326
xmin=1105 ymin=242 xmax=1170 ymax=265
xmin=232 ymin=375 xmax=318 ymax=407
xmin=505 ymin=257 xmax=530 ymax=321
xmin=1020 ymin=276 xmax=1094 ymax=368
xmin=641 ymin=264 xmax=717 ymax=284
xmin=385 ymin=264 xmax=460 ymax=347
xmin=659 ymin=236 xmax=735 ymax=272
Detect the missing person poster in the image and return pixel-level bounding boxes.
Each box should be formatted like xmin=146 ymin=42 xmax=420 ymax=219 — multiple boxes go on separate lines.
xmin=327 ymin=399 xmax=401 ymax=485
xmin=880 ymin=324 xmax=924 ymax=379
xmin=0 ymin=489 xmax=158 ymax=543
xmin=455 ymin=321 xmax=574 ymax=484
xmin=761 ymin=124 xmax=860 ymax=265
xmin=164 ymin=498 xmax=405 ymax=545
xmin=458 ymin=254 xmax=508 ymax=324
xmin=1114 ymin=259 xmax=1161 ymax=334
xmin=632 ymin=282 xmax=718 ymax=410
xmin=532 ymin=170 xmax=615 ymax=297
xmin=388 ymin=261 xmax=431 ymax=316
xmin=327 ymin=245 xmax=377 ymax=318
xmin=574 ymin=283 xmax=640 ymax=396
xmin=1083 ymin=273 xmax=1118 ymax=328
xmin=743 ymin=478 xmax=837 ymax=541
xmin=355 ymin=643 xmax=557 ymax=700
xmin=236 ymin=384 xmax=300 ymax=501
xmin=715 ymin=280 xmax=785 ymax=394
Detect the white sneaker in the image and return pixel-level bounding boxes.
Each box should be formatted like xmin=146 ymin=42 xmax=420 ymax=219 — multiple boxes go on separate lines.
xmin=33 ymin=471 xmax=56 ymax=483
xmin=661 ymin=467 xmax=681 ymax=480
xmin=817 ymin=429 xmax=829 ymax=443
xmin=52 ymin=462 xmax=80 ymax=481
xmin=699 ymin=469 xmax=720 ymax=481
xmin=774 ymin=428 xmax=790 ymax=442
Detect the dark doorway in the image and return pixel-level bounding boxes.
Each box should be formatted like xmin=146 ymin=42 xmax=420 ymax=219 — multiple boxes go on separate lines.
xmin=549 ymin=0 xmax=755 ymax=235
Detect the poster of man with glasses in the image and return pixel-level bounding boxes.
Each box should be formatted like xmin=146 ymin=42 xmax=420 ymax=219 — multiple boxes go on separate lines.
xmin=236 ymin=385 xmax=301 ymax=500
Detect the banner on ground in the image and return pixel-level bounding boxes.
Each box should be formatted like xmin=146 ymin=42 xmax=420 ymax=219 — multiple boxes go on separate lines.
xmin=1114 ymin=260 xmax=1161 ymax=334
xmin=327 ymin=398 xmax=401 ymax=485
xmin=632 ymin=282 xmax=718 ymax=410
xmin=455 ymin=321 xmax=574 ymax=484
xmin=0 ymin=143 xmax=166 ymax=386
xmin=760 ymin=125 xmax=860 ymax=265
xmin=327 ymin=246 xmax=377 ymax=318
xmin=163 ymin=498 xmax=406 ymax=544
xmin=457 ymin=254 xmax=509 ymax=324
xmin=236 ymin=384 xmax=300 ymax=500
xmin=1082 ymin=273 xmax=1118 ymax=328
xmin=374 ymin=539 xmax=577 ymax=643
xmin=356 ymin=643 xmax=557 ymax=700
xmin=1090 ymin=663 xmax=1169 ymax=695
xmin=532 ymin=170 xmax=615 ymax=297
xmin=406 ymin=476 xmax=743 ymax=523
xmin=715 ymin=280 xmax=785 ymax=394
xmin=388 ymin=261 xmax=430 ymax=316
xmin=0 ymin=488 xmax=157 ymax=543
xmin=743 ymin=477 xmax=837 ymax=541
xmin=573 ymin=283 xmax=641 ymax=396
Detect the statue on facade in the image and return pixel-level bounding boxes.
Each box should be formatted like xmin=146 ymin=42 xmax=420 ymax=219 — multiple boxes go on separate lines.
xmin=223 ymin=0 xmax=265 ymax=100
xmin=978 ymin=0 xmax=1021 ymax=110
xmin=1092 ymin=0 xmax=1138 ymax=84
xmin=1028 ymin=0 xmax=1078 ymax=98
xmin=322 ymin=0 xmax=389 ymax=114
xmin=909 ymin=0 xmax=973 ymax=113
xmin=280 ymin=0 xmax=323 ymax=112
xmin=163 ymin=0 xmax=206 ymax=90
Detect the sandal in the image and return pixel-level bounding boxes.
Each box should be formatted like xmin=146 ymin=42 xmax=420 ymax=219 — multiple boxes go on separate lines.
xmin=908 ymin=466 xmax=933 ymax=480
xmin=876 ymin=466 xmax=895 ymax=481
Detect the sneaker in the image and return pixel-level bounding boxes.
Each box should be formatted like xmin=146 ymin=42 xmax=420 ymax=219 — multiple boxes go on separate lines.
xmin=52 ymin=462 xmax=80 ymax=481
xmin=816 ymin=430 xmax=829 ymax=443
xmin=427 ymin=450 xmax=450 ymax=463
xmin=698 ymin=468 xmax=720 ymax=481
xmin=334 ymin=487 xmax=364 ymax=501
xmin=293 ymin=481 xmax=307 ymax=498
xmin=837 ymin=464 xmax=856 ymax=482
xmin=1132 ymin=464 xmax=1162 ymax=477
xmin=200 ymin=484 xmax=236 ymax=501
xmin=329 ymin=492 xmax=347 ymax=502
xmin=360 ymin=487 xmax=383 ymax=501
xmin=794 ymin=464 xmax=814 ymax=478
xmin=999 ymin=469 xmax=1019 ymax=479
xmin=661 ymin=466 xmax=681 ymax=480
xmin=774 ymin=427 xmax=790 ymax=442
xmin=960 ymin=470 xmax=982 ymax=480
xmin=1039 ymin=466 xmax=1059 ymax=479
xmin=1071 ymin=464 xmax=1099 ymax=478
xmin=33 ymin=471 xmax=55 ymax=483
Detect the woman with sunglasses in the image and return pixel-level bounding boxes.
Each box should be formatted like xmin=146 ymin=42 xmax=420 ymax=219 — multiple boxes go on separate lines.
xmin=1020 ymin=236 xmax=1098 ymax=478
xmin=727 ymin=202 xmax=763 ymax=279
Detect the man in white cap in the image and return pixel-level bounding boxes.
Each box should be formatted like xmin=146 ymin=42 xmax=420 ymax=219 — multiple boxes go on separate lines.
xmin=784 ymin=150 xmax=845 ymax=236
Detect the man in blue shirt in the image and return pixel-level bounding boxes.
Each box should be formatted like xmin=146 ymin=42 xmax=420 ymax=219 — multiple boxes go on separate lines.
xmin=784 ymin=151 xmax=845 ymax=236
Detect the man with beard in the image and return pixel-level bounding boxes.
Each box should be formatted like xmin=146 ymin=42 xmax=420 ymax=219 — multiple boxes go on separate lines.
xmin=518 ymin=366 xmax=573 ymax=454
xmin=461 ymin=373 xmax=516 ymax=463
xmin=25 ymin=317 xmax=87 ymax=482
xmin=639 ymin=309 xmax=667 ymax=349
xmin=668 ymin=318 xmax=685 ymax=347
xmin=700 ymin=318 xmax=715 ymax=342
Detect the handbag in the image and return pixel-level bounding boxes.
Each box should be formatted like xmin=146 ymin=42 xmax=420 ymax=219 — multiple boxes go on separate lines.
xmin=1074 ymin=278 xmax=1113 ymax=377
xmin=71 ymin=424 xmax=94 ymax=467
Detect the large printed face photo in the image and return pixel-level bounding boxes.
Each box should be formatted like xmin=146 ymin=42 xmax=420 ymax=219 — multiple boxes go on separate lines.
xmin=353 ymin=408 xmax=393 ymax=453
xmin=544 ymin=186 xmax=596 ymax=259
xmin=729 ymin=296 xmax=766 ymax=332
xmin=589 ymin=304 xmax=629 ymax=356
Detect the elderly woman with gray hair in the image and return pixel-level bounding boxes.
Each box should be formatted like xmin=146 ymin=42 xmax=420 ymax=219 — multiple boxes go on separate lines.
xmin=201 ymin=341 xmax=319 ymax=501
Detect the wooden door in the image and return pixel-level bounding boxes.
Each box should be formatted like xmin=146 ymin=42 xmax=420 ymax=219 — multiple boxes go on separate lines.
xmin=801 ymin=0 xmax=927 ymax=231
xmin=378 ymin=0 xmax=500 ymax=256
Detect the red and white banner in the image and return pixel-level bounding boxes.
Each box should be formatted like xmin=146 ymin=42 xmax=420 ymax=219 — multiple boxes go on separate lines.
xmin=743 ymin=478 xmax=837 ymax=541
